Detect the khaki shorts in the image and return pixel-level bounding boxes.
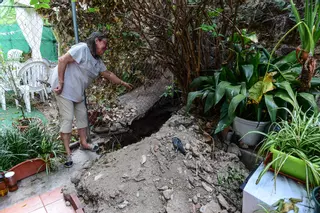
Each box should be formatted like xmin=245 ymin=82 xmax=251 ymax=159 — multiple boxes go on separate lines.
xmin=55 ymin=95 xmax=88 ymax=133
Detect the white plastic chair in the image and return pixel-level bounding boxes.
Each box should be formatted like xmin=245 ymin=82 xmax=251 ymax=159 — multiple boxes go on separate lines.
xmin=18 ymin=60 xmax=50 ymax=112
xmin=7 ymin=49 xmax=23 ymax=61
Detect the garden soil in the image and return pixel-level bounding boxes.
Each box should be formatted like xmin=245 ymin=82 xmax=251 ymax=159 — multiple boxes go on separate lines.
xmin=69 ymin=110 xmax=249 ymax=213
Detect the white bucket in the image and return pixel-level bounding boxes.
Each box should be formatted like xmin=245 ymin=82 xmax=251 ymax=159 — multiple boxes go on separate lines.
xmin=232 ymin=116 xmax=270 ymax=146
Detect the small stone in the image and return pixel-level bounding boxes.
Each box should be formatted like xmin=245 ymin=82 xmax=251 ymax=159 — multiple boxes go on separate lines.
xmin=227 ymin=143 xmax=241 ymax=157
xmin=94 ymin=173 xmax=103 ymax=181
xmin=163 ymin=189 xmax=173 ymax=200
xmin=158 ymin=185 xmax=169 ymax=191
xmin=70 ymin=171 xmax=81 ymax=185
xmin=197 ymin=193 xmax=201 ymax=198
xmin=185 ymin=143 xmax=191 ymax=150
xmin=65 ymin=201 xmax=71 ymax=206
xmin=118 ymin=200 xmax=129 ymax=209
xmin=141 ymin=155 xmax=147 ymax=165
xmin=217 ymin=194 xmax=230 ymax=210
xmin=200 ymin=200 xmax=221 ymax=213
xmin=202 ymin=182 xmax=213 ymax=192
xmin=122 ymin=173 xmax=129 ymax=179
xmin=192 ymin=195 xmax=198 ymax=204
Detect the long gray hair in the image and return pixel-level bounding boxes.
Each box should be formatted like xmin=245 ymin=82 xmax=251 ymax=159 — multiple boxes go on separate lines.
xmin=86 ymin=32 xmax=107 ymax=59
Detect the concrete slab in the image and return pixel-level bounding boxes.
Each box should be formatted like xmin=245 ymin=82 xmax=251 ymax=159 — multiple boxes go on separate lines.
xmin=0 ymin=148 xmax=99 ymax=211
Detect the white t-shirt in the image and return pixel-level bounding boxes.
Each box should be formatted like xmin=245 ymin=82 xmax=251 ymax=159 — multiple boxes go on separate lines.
xmin=50 ymin=42 xmax=106 ymax=102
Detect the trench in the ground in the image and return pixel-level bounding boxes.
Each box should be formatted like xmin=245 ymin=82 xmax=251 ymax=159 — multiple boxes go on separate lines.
xmin=102 ymin=96 xmax=181 ymax=150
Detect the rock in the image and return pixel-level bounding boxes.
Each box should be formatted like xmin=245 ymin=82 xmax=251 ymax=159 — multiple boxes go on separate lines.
xmin=183 ymin=160 xmax=196 ymax=170
xmin=202 ymin=163 xmax=214 ymax=173
xmin=163 ymin=189 xmax=173 ymax=200
xmin=192 ymin=195 xmax=198 ymax=204
xmin=200 ymin=200 xmax=221 ymax=213
xmin=70 ymin=171 xmax=81 ymax=185
xmin=158 ymin=185 xmax=169 ymax=191
xmin=217 ymin=194 xmax=230 ymax=210
xmin=141 ymin=155 xmax=147 ymax=165
xmin=109 ymin=190 xmax=119 ymax=199
xmin=110 ymin=125 xmax=117 ymax=132
xmin=118 ymin=200 xmax=129 ymax=209
xmin=94 ymin=173 xmax=103 ymax=181
xmin=65 ymin=201 xmax=71 ymax=206
xmin=201 ymin=182 xmax=213 ymax=192
xmin=227 ymin=143 xmax=241 ymax=157
xmin=82 ymin=160 xmax=93 ymax=169
xmin=185 ymin=143 xmax=191 ymax=150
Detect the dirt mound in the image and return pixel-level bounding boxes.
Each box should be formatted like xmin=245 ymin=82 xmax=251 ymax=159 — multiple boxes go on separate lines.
xmin=72 ymin=111 xmax=248 ymax=213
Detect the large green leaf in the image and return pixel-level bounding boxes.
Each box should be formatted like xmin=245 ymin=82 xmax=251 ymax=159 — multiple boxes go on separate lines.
xmin=225 ymin=84 xmax=241 ymax=102
xmin=214 ymin=102 xmax=232 ymax=134
xmin=228 ymin=94 xmax=246 ymax=119
xmin=275 ymin=81 xmax=296 ymax=105
xmin=190 ymin=76 xmax=214 ymax=88
xmin=311 ymin=78 xmax=320 ymax=87
xmin=297 ymin=93 xmax=318 ymax=112
xmin=204 ymin=92 xmax=215 ymax=113
xmin=275 ymin=90 xmax=295 ymax=107
xmin=249 ymin=72 xmax=276 ymax=103
xmin=273 ymin=51 xmax=297 ymax=69
xmin=186 ymin=91 xmax=203 ymax=112
xmin=215 ymin=81 xmax=231 ymax=104
xmin=265 ymin=94 xmax=278 ymax=122
xmin=242 ymin=64 xmax=254 ymax=84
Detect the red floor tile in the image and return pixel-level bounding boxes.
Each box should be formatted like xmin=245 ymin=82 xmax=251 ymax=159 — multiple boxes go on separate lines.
xmin=40 ymin=187 xmax=63 ymax=206
xmin=29 ymin=207 xmax=47 ymax=213
xmin=45 ymin=199 xmax=75 ymax=213
xmin=2 ymin=196 xmax=43 ymax=213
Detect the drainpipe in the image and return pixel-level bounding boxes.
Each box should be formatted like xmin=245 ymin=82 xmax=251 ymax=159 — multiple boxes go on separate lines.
xmin=71 ymin=0 xmax=92 ymax=144
xmin=71 ymin=0 xmax=79 ymax=43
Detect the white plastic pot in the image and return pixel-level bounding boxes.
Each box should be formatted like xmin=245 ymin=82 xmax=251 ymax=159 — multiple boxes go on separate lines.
xmin=232 ymin=116 xmax=270 ymax=146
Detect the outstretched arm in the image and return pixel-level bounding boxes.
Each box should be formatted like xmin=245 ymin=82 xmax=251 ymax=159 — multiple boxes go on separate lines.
xmin=101 ymin=70 xmax=133 ymax=90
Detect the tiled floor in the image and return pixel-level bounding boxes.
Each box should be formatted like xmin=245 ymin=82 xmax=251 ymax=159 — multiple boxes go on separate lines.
xmin=0 ymin=187 xmax=75 ymax=213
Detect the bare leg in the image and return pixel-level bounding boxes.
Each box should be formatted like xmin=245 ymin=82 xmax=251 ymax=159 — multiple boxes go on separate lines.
xmin=78 ymin=127 xmax=90 ymax=149
xmin=61 ymin=132 xmax=72 ymax=156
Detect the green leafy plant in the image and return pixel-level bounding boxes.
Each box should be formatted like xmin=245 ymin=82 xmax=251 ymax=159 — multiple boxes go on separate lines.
xmin=253 ymin=107 xmax=320 ymax=195
xmin=286 ymin=0 xmax=320 ymax=91
xmin=0 ymin=122 xmax=64 ymax=172
xmin=186 ymin=75 xmax=218 ymax=113
xmin=213 ymin=30 xmax=318 ymax=134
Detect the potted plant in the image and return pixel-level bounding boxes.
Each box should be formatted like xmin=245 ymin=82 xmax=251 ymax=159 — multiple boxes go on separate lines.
xmin=0 ymin=123 xmax=64 ymax=181
xmin=211 ymin=31 xmax=318 ymax=146
xmin=254 ymin=106 xmax=320 ymax=195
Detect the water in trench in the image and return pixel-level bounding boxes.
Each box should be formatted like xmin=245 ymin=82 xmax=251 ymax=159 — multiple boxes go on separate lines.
xmin=103 ymin=96 xmax=181 ymax=151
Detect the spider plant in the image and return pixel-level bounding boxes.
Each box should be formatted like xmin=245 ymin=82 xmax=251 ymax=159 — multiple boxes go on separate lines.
xmin=254 ymin=107 xmax=320 ymax=195
xmin=0 ymin=122 xmax=64 ymax=172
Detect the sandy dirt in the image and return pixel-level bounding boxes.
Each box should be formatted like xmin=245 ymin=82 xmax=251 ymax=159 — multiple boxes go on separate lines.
xmin=70 ymin=110 xmax=248 ymax=213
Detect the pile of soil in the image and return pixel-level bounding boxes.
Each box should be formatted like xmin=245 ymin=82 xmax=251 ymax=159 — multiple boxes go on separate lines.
xmin=69 ymin=110 xmax=249 ymax=213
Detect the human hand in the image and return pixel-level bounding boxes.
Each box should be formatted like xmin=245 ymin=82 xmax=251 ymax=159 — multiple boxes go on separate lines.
xmin=53 ymin=82 xmax=64 ymax=95
xmin=121 ymin=81 xmax=133 ymax=90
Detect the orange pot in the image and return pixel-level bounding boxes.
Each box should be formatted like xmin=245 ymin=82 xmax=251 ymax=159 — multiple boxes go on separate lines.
xmin=9 ymin=158 xmax=46 ymax=181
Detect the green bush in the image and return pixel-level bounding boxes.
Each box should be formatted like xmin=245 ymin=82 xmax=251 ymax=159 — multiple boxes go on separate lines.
xmin=0 ymin=122 xmax=64 ymax=172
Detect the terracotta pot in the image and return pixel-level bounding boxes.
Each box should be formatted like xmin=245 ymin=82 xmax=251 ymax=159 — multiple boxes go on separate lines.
xmin=9 ymin=158 xmax=46 ymax=181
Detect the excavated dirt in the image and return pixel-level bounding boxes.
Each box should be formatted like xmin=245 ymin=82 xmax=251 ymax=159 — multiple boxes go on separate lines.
xmin=70 ymin=110 xmax=249 ymax=213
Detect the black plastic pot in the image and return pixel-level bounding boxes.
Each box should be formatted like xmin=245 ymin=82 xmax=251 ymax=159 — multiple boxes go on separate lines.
xmin=312 ymin=186 xmax=320 ymax=213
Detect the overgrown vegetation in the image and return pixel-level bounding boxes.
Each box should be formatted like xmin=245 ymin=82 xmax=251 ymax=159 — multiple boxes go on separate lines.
xmin=0 ymin=122 xmax=64 ymax=172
